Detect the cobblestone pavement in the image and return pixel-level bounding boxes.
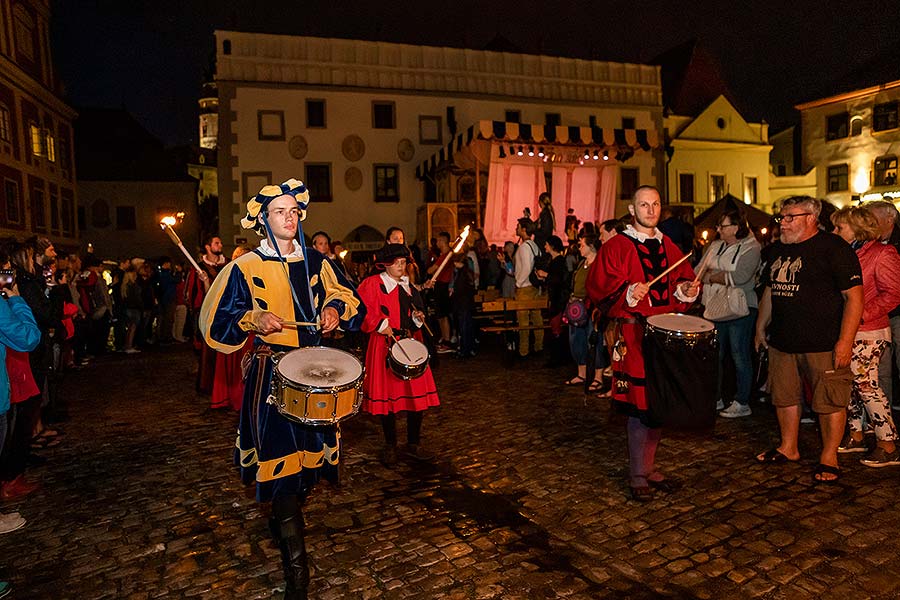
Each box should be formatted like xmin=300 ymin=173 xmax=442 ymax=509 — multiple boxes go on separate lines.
xmin=4 ymin=343 xmax=900 ymax=599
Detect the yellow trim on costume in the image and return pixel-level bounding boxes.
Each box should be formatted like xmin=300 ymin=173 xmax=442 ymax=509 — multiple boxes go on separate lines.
xmin=254 ymin=431 xmax=341 ymax=482
xmin=200 ymin=261 xmax=249 ymax=354
xmin=309 ymin=274 xmax=319 ymax=288
xmin=239 ymin=310 xmax=266 ymax=332
xmin=319 ymin=260 xmax=361 ymax=322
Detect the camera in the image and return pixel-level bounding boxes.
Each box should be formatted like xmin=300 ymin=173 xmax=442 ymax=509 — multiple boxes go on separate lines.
xmin=0 ymin=269 xmax=15 ymax=289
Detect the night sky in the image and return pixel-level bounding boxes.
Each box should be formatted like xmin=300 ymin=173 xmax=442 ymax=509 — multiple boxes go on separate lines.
xmin=51 ymin=0 xmax=900 ymax=147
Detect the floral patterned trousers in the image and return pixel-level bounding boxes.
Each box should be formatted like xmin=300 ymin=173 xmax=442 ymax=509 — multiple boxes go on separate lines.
xmin=848 ymin=338 xmax=898 ymax=441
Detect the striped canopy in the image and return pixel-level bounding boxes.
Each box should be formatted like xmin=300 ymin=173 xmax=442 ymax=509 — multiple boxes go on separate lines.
xmin=415 ymin=120 xmax=661 ymax=178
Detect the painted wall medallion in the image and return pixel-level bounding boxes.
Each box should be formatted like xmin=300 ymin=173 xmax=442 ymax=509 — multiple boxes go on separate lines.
xmin=288 ymin=135 xmax=308 ymax=160
xmin=397 ymin=138 xmax=415 ymax=162
xmin=342 ymin=134 xmax=366 ymax=162
xmin=344 ymin=166 xmax=363 ymax=191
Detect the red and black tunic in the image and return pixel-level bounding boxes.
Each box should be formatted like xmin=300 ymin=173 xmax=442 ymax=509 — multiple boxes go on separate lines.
xmin=586 ymin=229 xmax=696 ymax=416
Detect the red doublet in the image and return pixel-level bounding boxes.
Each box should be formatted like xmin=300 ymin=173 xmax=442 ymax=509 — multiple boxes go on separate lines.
xmin=586 ymin=232 xmax=696 ymax=413
xmin=358 ymin=274 xmax=440 ymax=416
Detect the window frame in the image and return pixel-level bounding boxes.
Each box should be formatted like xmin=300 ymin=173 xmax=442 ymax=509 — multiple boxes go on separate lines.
xmin=743 ymin=175 xmax=758 ymax=204
xmin=709 ymin=174 xmax=726 ymax=202
xmin=29 ymin=122 xmax=41 ymax=156
xmin=4 ymin=178 xmax=21 ymax=225
xmin=305 ymin=99 xmax=326 ymax=129
xmin=827 ymin=163 xmax=849 ymax=192
xmin=826 ymin=112 xmax=849 ymax=141
xmin=374 ymin=164 xmax=400 ymax=203
xmin=873 ymin=102 xmax=899 ymax=133
xmin=372 ymin=101 xmax=396 ymax=130
xmin=874 ymin=155 xmax=898 ymax=187
xmin=304 ymin=163 xmax=333 ymax=202
xmin=256 ymin=110 xmax=285 ymax=141
xmin=622 ymin=116 xmax=636 ymax=129
xmin=678 ymin=172 xmax=695 ymax=203
xmin=116 ymin=205 xmax=137 ymax=230
xmin=504 ymin=109 xmax=521 ymax=123
xmin=545 ymin=113 xmax=562 ymax=127
xmin=0 ymin=105 xmax=10 ymax=142
xmin=31 ymin=186 xmax=46 ymax=232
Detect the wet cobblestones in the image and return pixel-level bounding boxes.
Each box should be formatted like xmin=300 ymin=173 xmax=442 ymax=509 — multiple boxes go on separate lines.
xmin=3 ymin=343 xmax=900 ymax=599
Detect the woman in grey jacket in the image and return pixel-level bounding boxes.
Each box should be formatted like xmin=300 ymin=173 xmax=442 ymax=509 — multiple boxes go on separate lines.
xmin=701 ymin=208 xmax=761 ymax=418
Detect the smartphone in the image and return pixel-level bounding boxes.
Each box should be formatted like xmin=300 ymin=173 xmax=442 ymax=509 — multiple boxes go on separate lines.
xmin=0 ymin=269 xmax=15 ymax=288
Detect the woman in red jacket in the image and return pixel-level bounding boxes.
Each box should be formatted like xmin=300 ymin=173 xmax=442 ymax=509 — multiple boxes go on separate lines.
xmin=832 ymin=206 xmax=900 ymax=467
xmin=358 ymin=244 xmax=439 ymax=466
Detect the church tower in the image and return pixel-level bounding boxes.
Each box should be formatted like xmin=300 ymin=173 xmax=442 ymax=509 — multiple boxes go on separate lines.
xmin=199 ymin=81 xmax=218 ymax=150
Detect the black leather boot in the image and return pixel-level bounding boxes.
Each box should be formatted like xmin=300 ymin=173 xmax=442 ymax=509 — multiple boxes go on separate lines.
xmin=274 ymin=502 xmax=309 ymax=600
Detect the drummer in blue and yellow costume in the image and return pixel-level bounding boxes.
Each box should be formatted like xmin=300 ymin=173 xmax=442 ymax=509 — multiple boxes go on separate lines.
xmin=200 ymin=178 xmax=363 ymax=600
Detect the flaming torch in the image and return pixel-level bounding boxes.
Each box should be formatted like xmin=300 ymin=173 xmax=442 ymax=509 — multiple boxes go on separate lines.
xmin=159 ymin=212 xmax=204 ymax=276
xmin=428 ymin=225 xmax=471 ymax=284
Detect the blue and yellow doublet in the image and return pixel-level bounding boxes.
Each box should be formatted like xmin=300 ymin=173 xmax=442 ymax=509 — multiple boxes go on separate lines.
xmin=200 ymin=248 xmax=364 ymax=501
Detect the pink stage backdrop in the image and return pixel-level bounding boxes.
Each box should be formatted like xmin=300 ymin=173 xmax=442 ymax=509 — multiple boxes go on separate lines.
xmin=551 ymin=166 xmax=618 ymax=237
xmin=483 ymin=163 xmax=547 ymax=246
xmin=483 ymin=162 xmax=618 ymax=246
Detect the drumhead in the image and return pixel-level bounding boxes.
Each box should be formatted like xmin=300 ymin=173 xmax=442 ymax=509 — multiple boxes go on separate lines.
xmin=646 ymin=313 xmax=714 ymax=333
xmin=277 ymin=346 xmax=363 ymax=386
xmin=390 ymin=338 xmax=428 ymax=365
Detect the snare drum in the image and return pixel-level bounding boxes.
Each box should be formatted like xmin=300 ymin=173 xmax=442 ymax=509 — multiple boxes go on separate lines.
xmin=387 ymin=338 xmax=430 ymax=380
xmin=270 ymin=347 xmax=364 ymax=425
xmin=645 ymin=313 xmax=716 ymax=349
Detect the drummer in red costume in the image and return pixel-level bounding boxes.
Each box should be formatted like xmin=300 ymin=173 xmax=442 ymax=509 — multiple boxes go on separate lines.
xmin=358 ymin=244 xmax=440 ymax=466
xmin=586 ymin=185 xmax=701 ymax=502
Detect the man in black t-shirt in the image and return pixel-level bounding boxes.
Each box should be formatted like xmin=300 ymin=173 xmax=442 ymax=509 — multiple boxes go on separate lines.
xmin=754 ymin=196 xmax=863 ymax=483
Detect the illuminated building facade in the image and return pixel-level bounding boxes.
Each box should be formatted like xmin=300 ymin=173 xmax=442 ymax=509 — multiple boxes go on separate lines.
xmin=798 ymin=80 xmax=900 ymax=207
xmin=213 ymin=31 xmax=664 ymax=248
xmin=0 ymin=0 xmax=78 ymax=246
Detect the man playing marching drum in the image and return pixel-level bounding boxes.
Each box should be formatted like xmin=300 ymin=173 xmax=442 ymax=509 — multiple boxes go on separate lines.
xmin=200 ymin=179 xmax=364 ymax=599
xmin=586 ymin=185 xmax=700 ymax=502
xmin=358 ymin=243 xmax=440 ymax=466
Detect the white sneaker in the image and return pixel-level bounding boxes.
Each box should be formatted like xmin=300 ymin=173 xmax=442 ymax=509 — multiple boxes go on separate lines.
xmin=0 ymin=512 xmax=25 ymax=534
xmin=719 ymin=403 xmax=751 ymax=418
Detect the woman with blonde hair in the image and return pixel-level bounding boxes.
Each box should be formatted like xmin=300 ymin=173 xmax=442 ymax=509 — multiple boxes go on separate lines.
xmin=832 ymin=206 xmax=900 ymax=466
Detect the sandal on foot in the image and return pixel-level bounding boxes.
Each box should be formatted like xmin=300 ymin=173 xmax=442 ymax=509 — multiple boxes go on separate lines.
xmin=587 ymin=379 xmax=604 ymax=392
xmin=564 ymin=376 xmax=585 ymax=386
xmin=755 ymin=448 xmax=797 ymax=464
xmin=813 ymin=463 xmax=840 ymax=484
xmin=629 ymin=485 xmax=654 ymax=502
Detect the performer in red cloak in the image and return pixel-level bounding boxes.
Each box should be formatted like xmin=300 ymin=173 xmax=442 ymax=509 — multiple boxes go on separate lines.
xmin=185 ymin=235 xmax=228 ymax=398
xmin=358 ymin=244 xmax=440 ymax=466
xmin=586 ymin=186 xmax=701 ymax=502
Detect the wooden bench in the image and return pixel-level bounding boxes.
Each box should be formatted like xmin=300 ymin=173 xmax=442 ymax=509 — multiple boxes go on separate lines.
xmin=477 ymin=297 xmax=551 ymax=334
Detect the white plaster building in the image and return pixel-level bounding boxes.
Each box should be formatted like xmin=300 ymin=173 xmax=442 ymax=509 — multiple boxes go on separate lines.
xmin=664 ymin=95 xmax=773 ymax=213
xmin=213 ymin=32 xmax=665 ymax=248
xmin=797 ymin=80 xmax=900 ymax=207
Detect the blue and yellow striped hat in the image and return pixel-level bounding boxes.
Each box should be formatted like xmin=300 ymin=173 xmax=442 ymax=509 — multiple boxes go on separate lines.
xmin=240 ymin=178 xmax=310 ymax=233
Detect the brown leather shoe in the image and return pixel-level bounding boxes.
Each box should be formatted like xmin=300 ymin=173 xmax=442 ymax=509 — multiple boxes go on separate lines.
xmin=405 ymin=444 xmax=436 ymax=462
xmin=379 ymin=445 xmax=398 ymax=467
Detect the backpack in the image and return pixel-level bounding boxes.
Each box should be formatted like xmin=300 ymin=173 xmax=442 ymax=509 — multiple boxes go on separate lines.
xmin=526 ymin=240 xmax=549 ymax=288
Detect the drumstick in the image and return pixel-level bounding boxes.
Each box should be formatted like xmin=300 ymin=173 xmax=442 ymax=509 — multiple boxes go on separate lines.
xmin=692 ymin=249 xmax=714 ymax=285
xmin=389 ymin=333 xmax=412 ymax=361
xmin=281 ymin=319 xmax=319 ymax=328
xmin=646 ymin=252 xmax=693 ymax=287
